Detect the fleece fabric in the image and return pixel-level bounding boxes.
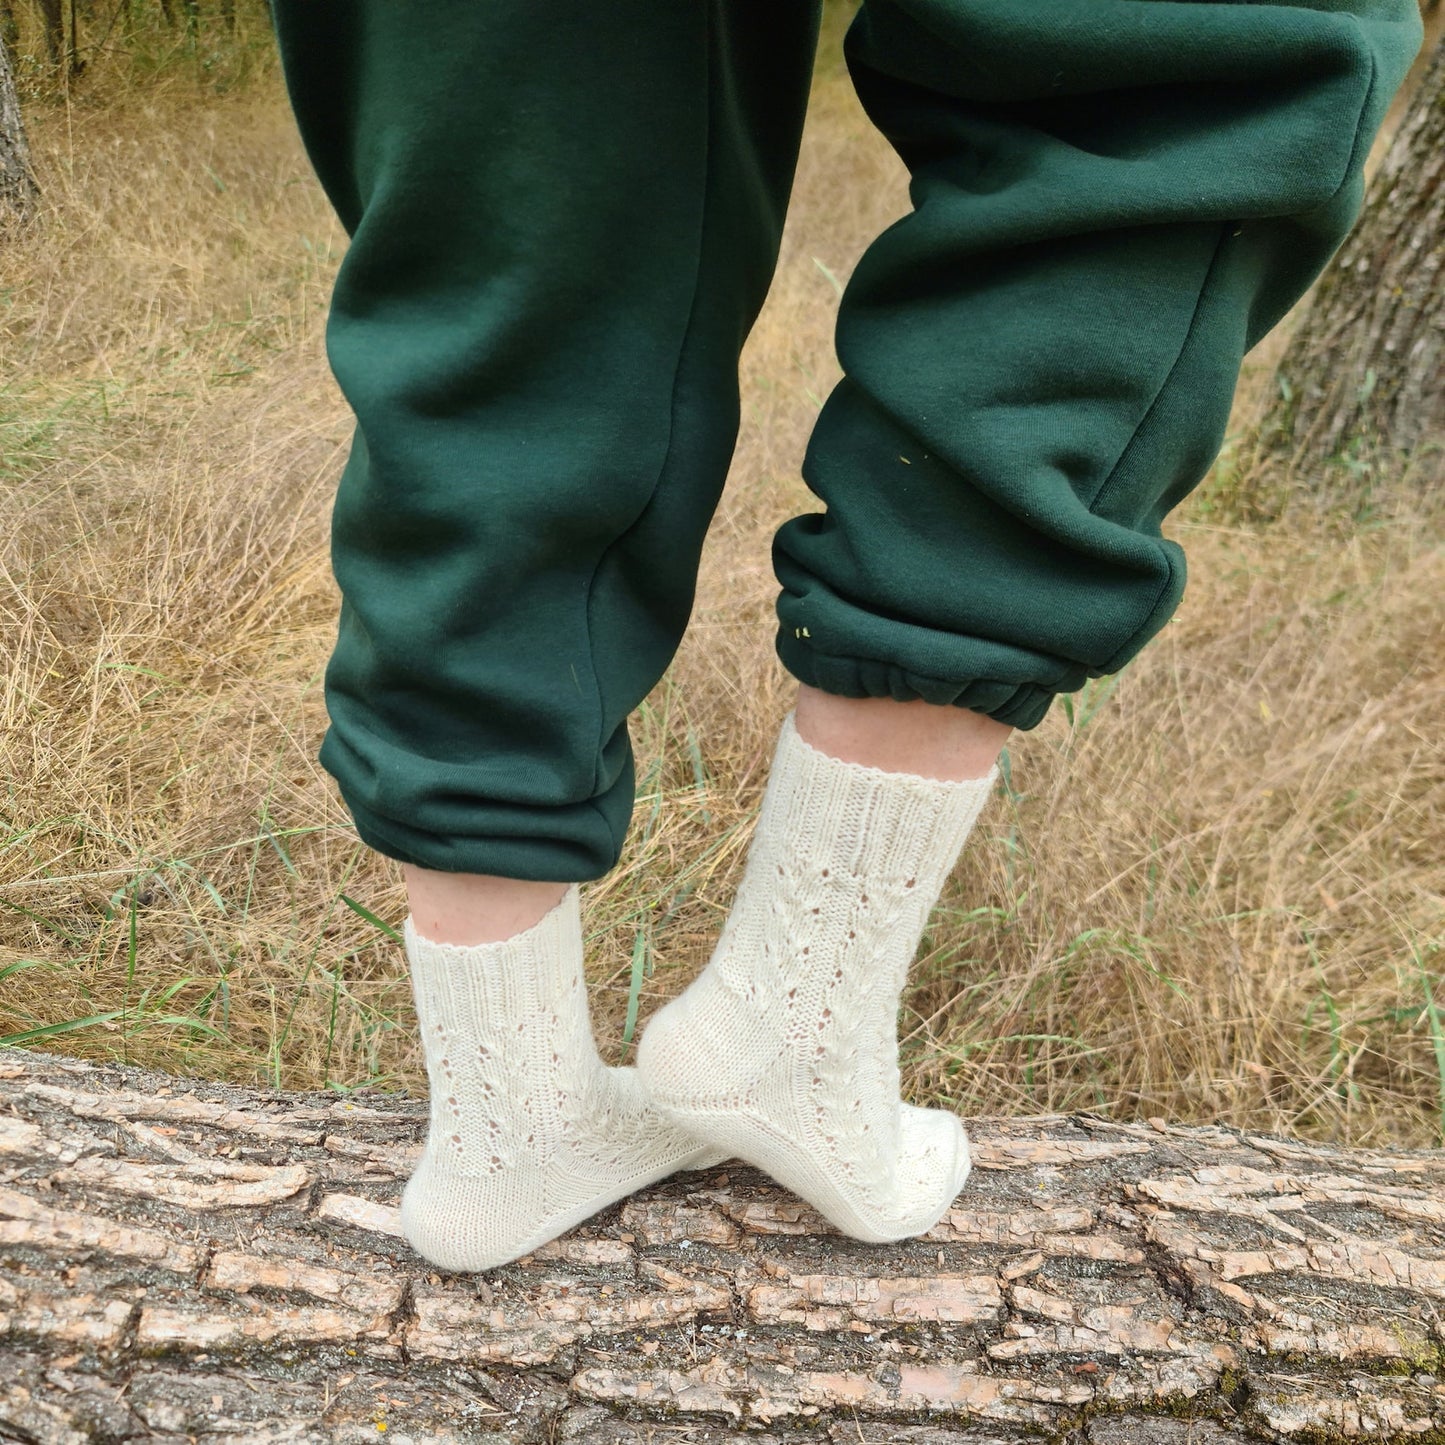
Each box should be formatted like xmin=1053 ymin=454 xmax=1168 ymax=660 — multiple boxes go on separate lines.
xmin=269 ymin=0 xmax=1422 ymax=880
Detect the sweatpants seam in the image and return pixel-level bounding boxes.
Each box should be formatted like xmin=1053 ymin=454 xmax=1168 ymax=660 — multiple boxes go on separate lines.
xmin=1085 ymin=221 xmax=1229 ymax=522
xmin=586 ymin=794 xmax=626 ymax=872
xmin=580 ymin=15 xmax=716 ymax=803
xmin=1057 ymin=217 xmax=1223 ymax=684
xmin=1099 ymin=540 xmax=1180 ymax=676
xmin=1087 ymin=15 xmax=1379 ymax=672
xmin=1332 ymin=15 xmax=1381 ymax=212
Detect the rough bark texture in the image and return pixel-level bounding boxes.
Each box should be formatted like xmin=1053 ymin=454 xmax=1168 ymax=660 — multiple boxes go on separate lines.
xmin=1260 ymin=32 xmax=1444 ymax=476
xmin=0 ymin=1046 xmax=1441 ymax=1444
xmin=0 ymin=33 xmax=38 ymax=225
xmin=34 ymin=0 xmax=62 ymax=66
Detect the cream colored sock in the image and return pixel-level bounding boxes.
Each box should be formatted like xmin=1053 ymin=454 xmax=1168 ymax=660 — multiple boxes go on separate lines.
xmin=398 ymin=885 xmax=724 ymax=1271
xmin=636 ymin=711 xmax=996 ymax=1243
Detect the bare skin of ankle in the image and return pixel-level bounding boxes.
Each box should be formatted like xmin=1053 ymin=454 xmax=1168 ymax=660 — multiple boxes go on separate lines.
xmin=402 ymin=865 xmax=568 ymax=947
xmin=793 ymin=683 xmax=1012 ymax=782
xmin=402 ymin=687 xmax=1009 ymax=946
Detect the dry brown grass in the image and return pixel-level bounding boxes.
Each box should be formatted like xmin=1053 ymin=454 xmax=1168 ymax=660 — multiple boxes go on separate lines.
xmin=2 ymin=14 xmax=1442 ymax=1147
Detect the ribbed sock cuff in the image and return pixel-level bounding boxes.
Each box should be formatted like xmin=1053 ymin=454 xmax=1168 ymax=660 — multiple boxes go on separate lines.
xmin=760 ymin=712 xmax=997 ymax=891
xmin=402 ymin=884 xmax=583 ymax=1025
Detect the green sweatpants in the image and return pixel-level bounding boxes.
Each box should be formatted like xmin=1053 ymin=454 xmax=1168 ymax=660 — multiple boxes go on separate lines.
xmin=269 ymin=0 xmax=1422 ymax=883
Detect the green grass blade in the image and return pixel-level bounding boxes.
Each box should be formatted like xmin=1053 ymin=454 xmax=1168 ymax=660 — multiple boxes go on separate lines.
xmin=0 ymin=958 xmax=53 ymax=983
xmin=1415 ymin=947 xmax=1445 ymax=1145
xmin=340 ymin=892 xmax=401 ymax=944
xmin=0 ymin=1011 xmax=125 ymax=1047
xmin=619 ymin=928 xmax=649 ymax=1058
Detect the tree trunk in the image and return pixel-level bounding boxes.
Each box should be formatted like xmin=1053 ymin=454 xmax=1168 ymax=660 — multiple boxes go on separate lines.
xmin=1258 ymin=31 xmax=1445 ymax=481
xmin=33 ymin=0 xmax=62 ymax=65
xmin=0 ymin=33 xmax=37 ymax=226
xmin=66 ymin=0 xmax=82 ymax=74
xmin=0 ymin=1048 xmax=1441 ymax=1443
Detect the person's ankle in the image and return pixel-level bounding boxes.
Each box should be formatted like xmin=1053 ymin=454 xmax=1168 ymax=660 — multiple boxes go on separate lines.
xmin=792 ymin=684 xmax=1011 ymax=782
xmin=401 ymin=864 xmax=569 ymax=946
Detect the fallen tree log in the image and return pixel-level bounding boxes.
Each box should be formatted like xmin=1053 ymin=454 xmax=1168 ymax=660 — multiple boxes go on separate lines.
xmin=0 ymin=1046 xmax=1440 ymax=1444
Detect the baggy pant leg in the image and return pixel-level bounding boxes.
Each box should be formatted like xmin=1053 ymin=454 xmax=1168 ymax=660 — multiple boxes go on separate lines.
xmin=773 ymin=0 xmax=1424 ymax=730
xmin=269 ymin=0 xmax=821 ymax=880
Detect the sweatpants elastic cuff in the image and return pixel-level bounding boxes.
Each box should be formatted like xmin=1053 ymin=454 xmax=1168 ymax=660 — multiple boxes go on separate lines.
xmin=775 ymin=630 xmax=1058 ymax=731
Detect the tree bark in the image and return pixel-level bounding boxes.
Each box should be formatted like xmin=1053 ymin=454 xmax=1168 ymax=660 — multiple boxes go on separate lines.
xmin=0 ymin=1048 xmax=1441 ymax=1443
xmin=1257 ymin=31 xmax=1444 ymax=483
xmin=0 ymin=32 xmax=37 ymax=226
xmin=66 ymin=0 xmax=82 ymax=75
xmin=32 ymin=0 xmax=62 ymax=66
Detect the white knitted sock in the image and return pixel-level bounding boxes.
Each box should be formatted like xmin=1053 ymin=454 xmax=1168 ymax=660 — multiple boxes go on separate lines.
xmin=637 ymin=711 xmax=997 ymax=1243
xmin=398 ymin=886 xmax=724 ymax=1271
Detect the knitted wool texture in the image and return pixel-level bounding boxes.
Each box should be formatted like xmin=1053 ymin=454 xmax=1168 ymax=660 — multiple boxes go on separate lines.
xmin=399 ymin=886 xmax=722 ymax=1271
xmin=637 ymin=712 xmax=997 ymax=1242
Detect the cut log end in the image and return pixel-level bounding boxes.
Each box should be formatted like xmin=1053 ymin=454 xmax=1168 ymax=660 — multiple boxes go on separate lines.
xmin=0 ymin=1046 xmax=1441 ymax=1443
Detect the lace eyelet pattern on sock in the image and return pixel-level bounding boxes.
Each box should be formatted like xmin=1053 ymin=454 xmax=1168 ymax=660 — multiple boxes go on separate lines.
xmin=637 ymin=712 xmax=996 ymax=1243
xmin=399 ymin=886 xmax=724 ymax=1271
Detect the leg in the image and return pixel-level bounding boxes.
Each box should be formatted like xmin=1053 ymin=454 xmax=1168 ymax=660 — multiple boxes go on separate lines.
xmin=774 ymin=0 xmax=1424 ymax=718
xmin=639 ymin=0 xmax=1422 ymax=1242
xmin=270 ymin=0 xmax=823 ymax=1267
xmin=400 ymin=870 xmax=567 ymax=948
xmin=272 ymin=0 xmax=821 ymax=885
xmin=794 ymin=684 xmax=1011 ymax=782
